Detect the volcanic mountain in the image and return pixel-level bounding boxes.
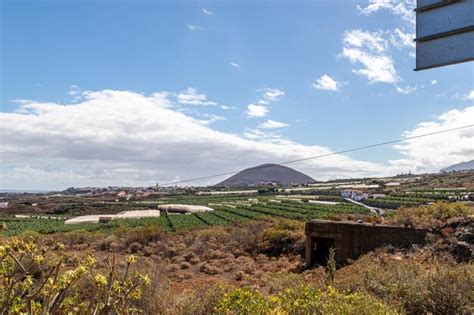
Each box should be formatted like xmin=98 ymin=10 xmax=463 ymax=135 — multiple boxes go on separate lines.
xmin=217 ymin=163 xmax=315 ymax=187
xmin=440 ymin=160 xmax=474 ymax=173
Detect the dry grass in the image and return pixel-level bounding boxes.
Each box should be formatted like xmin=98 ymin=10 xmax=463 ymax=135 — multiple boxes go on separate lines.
xmin=334 ymin=250 xmax=473 ymax=314
xmin=4 ymin=215 xmax=472 ymax=314
xmin=391 ymin=202 xmax=473 ymax=228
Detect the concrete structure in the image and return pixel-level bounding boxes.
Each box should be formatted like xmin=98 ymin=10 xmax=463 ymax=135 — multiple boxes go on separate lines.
xmin=305 ymin=220 xmax=428 ymax=267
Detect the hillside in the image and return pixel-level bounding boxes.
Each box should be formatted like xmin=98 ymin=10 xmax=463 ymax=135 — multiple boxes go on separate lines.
xmin=217 ymin=163 xmax=315 ymax=186
xmin=441 ymin=160 xmax=474 ymax=172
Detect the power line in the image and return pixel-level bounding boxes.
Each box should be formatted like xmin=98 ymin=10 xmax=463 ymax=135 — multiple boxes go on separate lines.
xmin=160 ymin=124 xmax=474 ymax=186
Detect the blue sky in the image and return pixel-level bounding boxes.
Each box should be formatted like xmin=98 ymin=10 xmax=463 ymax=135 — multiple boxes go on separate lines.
xmin=1 ymin=0 xmax=473 ymax=189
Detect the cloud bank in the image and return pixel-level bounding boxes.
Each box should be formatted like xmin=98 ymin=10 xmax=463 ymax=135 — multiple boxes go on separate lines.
xmin=1 ymin=89 xmax=472 ymax=190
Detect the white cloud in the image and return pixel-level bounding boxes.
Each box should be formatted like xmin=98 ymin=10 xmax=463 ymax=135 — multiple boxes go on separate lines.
xmin=343 ymin=29 xmax=387 ymax=52
xmin=341 ymin=30 xmax=398 ymax=83
xmin=342 ymin=52 xmax=398 ymax=84
xmin=187 ymin=24 xmax=202 ymax=31
xmin=312 ymin=74 xmax=345 ymax=92
xmin=431 ymin=80 xmax=438 ymax=85
xmin=67 ymin=85 xmax=83 ymax=102
xmin=246 ymin=104 xmax=268 ymax=118
xmin=258 ymin=119 xmax=289 ymax=129
xmin=177 ymin=87 xmax=217 ymax=106
xmin=388 ymin=28 xmax=415 ymax=49
xmin=230 ymin=62 xmax=240 ymax=68
xmin=345 ymin=1 xmax=416 ymax=83
xmin=243 ymin=129 xmax=288 ymax=144
xmin=202 ymin=9 xmax=213 ymax=15
xmin=246 ymin=88 xmax=285 ymax=118
xmin=396 ymin=85 xmax=417 ymax=94
xmin=0 ymin=89 xmax=390 ymax=190
xmin=390 ymin=106 xmax=474 ymax=173
xmin=341 ymin=29 xmax=400 ymax=84
xmin=357 ymin=0 xmax=415 ymax=25
xmin=220 ymin=105 xmax=234 ymax=110
xmin=462 ymin=90 xmax=474 ymax=100
xmin=2 ymin=89 xmax=471 ymax=190
xmin=67 ymin=85 xmax=81 ymax=96
xmin=258 ymin=88 xmax=285 ymax=105
xmin=198 ymin=114 xmax=226 ymax=125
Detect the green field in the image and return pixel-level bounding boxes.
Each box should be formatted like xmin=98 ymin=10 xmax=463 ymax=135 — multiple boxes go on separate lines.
xmin=0 ymin=195 xmax=370 ymax=236
xmin=4 ymin=189 xmax=468 ymax=236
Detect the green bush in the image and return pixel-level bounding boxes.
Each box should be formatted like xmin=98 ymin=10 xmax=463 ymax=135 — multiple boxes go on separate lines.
xmin=255 ymin=219 xmax=304 ymax=255
xmin=216 ymin=287 xmax=270 ymax=314
xmin=215 ymin=286 xmax=397 ymax=315
xmin=336 ymin=253 xmax=474 ymax=315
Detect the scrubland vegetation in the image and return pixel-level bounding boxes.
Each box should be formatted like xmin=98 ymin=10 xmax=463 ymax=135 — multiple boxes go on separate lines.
xmin=1 ymin=201 xmax=473 ymax=314
xmin=390 ymin=201 xmax=473 ymax=227
xmin=1 ymin=172 xmax=473 ymax=314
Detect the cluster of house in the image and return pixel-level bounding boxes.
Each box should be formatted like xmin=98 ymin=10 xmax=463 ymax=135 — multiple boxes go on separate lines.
xmin=341 ymin=190 xmax=387 ymax=202
xmin=341 ymin=190 xmax=368 ymax=201
xmin=60 ymin=185 xmax=179 ymax=198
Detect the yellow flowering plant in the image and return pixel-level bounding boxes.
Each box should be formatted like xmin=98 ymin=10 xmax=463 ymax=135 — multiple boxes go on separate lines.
xmin=0 ymin=237 xmax=150 ymax=314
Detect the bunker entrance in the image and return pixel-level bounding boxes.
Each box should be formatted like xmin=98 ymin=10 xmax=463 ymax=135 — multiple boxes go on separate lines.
xmin=311 ymin=237 xmax=334 ymax=266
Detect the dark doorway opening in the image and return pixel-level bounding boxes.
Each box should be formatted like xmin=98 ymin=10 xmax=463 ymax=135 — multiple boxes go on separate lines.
xmin=311 ymin=237 xmax=335 ymax=266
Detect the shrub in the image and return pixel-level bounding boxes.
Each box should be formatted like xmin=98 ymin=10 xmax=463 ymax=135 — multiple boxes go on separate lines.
xmin=180 ymin=262 xmax=191 ymax=269
xmin=115 ymin=224 xmax=166 ymax=246
xmin=336 ymin=252 xmax=474 ymax=314
xmin=199 ymin=263 xmax=222 ymax=275
xmin=61 ymin=229 xmax=103 ymax=245
xmin=255 ymin=219 xmax=305 ymax=255
xmin=128 ymin=241 xmax=143 ymax=253
xmin=215 ymin=287 xmax=270 ymax=314
xmin=0 ymin=237 xmax=150 ymax=313
xmin=169 ymin=283 xmax=232 ymax=315
xmin=215 ymin=286 xmax=396 ymax=315
xmin=259 ymin=272 xmax=309 ymax=294
xmin=391 ymin=202 xmax=473 ymax=228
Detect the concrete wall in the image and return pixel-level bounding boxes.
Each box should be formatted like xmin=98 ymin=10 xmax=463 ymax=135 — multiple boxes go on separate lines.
xmin=305 ymin=220 xmax=428 ymax=267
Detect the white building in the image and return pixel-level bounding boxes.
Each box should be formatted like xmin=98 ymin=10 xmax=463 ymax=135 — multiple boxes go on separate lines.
xmin=341 ymin=190 xmax=368 ymax=201
xmin=0 ymin=202 xmax=8 ymax=209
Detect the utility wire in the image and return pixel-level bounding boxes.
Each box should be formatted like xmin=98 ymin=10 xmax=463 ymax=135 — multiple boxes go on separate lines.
xmin=160 ymin=124 xmax=474 ymax=186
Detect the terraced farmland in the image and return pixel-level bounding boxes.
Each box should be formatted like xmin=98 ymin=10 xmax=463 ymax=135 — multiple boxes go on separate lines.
xmin=1 ymin=195 xmax=370 ymax=236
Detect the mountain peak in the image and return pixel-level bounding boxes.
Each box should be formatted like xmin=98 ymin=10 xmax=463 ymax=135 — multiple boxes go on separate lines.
xmin=217 ymin=163 xmax=314 ymax=187
xmin=440 ymin=160 xmax=474 ymax=173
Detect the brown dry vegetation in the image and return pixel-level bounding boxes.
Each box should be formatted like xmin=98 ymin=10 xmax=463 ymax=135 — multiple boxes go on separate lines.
xmin=390 ymin=202 xmax=473 ymax=228
xmin=2 ymin=202 xmax=473 ymax=314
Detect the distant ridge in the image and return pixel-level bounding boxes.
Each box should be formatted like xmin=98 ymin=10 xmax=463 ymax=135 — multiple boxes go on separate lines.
xmin=441 ymin=160 xmax=474 ymax=173
xmin=216 ymin=163 xmax=315 ymax=187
